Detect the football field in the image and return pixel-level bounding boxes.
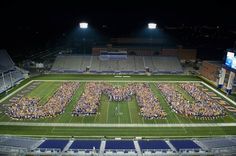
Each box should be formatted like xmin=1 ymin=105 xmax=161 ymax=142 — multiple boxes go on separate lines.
xmin=0 ymin=74 xmax=236 ymax=138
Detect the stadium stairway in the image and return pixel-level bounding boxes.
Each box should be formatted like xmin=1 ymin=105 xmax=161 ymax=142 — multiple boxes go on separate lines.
xmin=193 ymin=140 xmax=209 ymax=151
xmin=133 ymin=140 xmax=142 ymax=156
xmin=165 ymin=140 xmax=177 ymax=152
xmin=99 ymin=140 xmax=106 ymax=156
xmin=89 ymin=56 xmax=93 ymax=68
xmin=142 ymin=56 xmax=146 ymax=68
xmin=30 ymin=139 xmax=45 ymax=151
xmin=62 ymin=140 xmax=74 ymax=152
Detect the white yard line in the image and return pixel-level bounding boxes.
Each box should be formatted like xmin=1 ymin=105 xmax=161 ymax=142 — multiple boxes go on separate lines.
xmin=2 ymin=134 xmax=233 ymax=138
xmin=118 ymin=103 xmax=120 ymax=124
xmin=106 ymin=100 xmax=110 ymax=123
xmin=33 ymin=80 xmax=203 ymax=83
xmin=127 ymin=100 xmax=133 ymax=124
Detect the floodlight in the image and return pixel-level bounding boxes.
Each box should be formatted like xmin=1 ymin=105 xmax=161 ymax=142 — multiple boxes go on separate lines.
xmin=148 ymin=23 xmax=157 ymax=29
xmin=79 ymin=22 xmax=88 ymax=29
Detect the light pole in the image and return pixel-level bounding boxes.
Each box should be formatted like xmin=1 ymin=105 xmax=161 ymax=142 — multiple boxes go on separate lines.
xmin=79 ymin=22 xmax=88 ymax=55
xmin=148 ymin=23 xmax=157 ymax=55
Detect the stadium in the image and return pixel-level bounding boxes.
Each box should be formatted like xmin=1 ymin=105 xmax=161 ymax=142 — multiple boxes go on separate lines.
xmin=1 ymin=1 xmax=236 ymax=155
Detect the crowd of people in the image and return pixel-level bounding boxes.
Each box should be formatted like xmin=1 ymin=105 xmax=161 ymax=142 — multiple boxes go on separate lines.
xmin=135 ymin=83 xmax=166 ymax=119
xmin=73 ymin=82 xmax=102 ymax=116
xmin=102 ymin=84 xmax=134 ymax=102
xmin=180 ymin=83 xmax=226 ymax=118
xmin=73 ymin=82 xmax=166 ymax=119
xmin=157 ymin=83 xmax=226 ymax=119
xmin=7 ymin=82 xmax=80 ymax=119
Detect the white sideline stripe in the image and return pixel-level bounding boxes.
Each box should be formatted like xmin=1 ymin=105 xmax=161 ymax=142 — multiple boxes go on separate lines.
xmin=2 ymin=134 xmax=233 ymax=138
xmin=201 ymin=81 xmax=236 ymax=106
xmin=0 ymin=80 xmax=34 ymax=103
xmin=1 ymin=122 xmax=236 ymax=127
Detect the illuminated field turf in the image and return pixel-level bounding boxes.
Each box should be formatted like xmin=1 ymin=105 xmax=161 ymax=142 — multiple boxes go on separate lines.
xmin=0 ymin=74 xmax=236 ymax=138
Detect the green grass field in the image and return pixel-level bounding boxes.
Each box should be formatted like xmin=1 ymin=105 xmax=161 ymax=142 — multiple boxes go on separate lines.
xmin=0 ymin=74 xmax=236 ymax=138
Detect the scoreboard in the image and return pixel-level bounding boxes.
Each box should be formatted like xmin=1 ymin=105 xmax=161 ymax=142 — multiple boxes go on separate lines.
xmin=224 ymin=49 xmax=236 ymax=71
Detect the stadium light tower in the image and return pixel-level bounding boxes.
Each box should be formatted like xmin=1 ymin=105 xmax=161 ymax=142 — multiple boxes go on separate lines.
xmin=79 ymin=22 xmax=88 ymax=29
xmin=148 ymin=23 xmax=157 ymax=29
xmin=79 ymin=22 xmax=88 ymax=55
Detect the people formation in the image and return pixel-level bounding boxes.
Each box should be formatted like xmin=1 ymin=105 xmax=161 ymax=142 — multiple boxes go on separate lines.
xmin=6 ymin=81 xmax=226 ymax=120
xmin=7 ymin=82 xmax=80 ymax=119
xmin=180 ymin=83 xmax=226 ymax=118
xmin=73 ymin=82 xmax=166 ymax=119
xmin=72 ymin=82 xmax=102 ymax=116
xmin=135 ymin=83 xmax=166 ymax=119
xmin=157 ymin=83 xmax=225 ymax=119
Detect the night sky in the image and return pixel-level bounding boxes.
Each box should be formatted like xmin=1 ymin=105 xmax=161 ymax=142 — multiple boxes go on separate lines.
xmin=0 ymin=0 xmax=235 ymax=59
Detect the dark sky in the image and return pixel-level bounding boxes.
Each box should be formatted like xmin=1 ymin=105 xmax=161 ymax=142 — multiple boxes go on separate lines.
xmin=0 ymin=0 xmax=235 ymax=57
xmin=1 ymin=0 xmax=235 ymax=34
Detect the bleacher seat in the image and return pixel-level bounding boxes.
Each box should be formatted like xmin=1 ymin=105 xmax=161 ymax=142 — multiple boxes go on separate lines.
xmin=51 ymin=55 xmax=183 ymax=74
xmin=105 ymin=140 xmax=136 ymax=154
xmin=138 ymin=140 xmax=170 ymax=152
xmin=170 ymin=140 xmax=201 ymax=151
xmin=37 ymin=140 xmax=69 ymax=151
xmin=0 ymin=50 xmax=25 ymax=93
xmin=69 ymin=140 xmax=101 ymax=151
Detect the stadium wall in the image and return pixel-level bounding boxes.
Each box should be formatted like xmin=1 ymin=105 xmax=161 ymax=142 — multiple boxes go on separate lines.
xmin=199 ymin=61 xmax=236 ymax=92
xmin=92 ymin=46 xmax=197 ymax=58
xmin=160 ymin=48 xmax=197 ymax=61
xmin=199 ymin=61 xmax=221 ymax=83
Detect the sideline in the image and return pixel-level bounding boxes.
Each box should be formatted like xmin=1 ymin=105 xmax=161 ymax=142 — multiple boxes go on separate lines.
xmin=0 ymin=122 xmax=236 ymax=127
xmin=0 ymin=81 xmax=34 ymax=103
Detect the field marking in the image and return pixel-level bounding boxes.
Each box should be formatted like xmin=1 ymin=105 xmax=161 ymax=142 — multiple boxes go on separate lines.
xmin=1 ymin=134 xmax=234 ymax=138
xmin=1 ymin=122 xmax=236 ymax=127
xmin=33 ymin=80 xmax=202 ymax=83
xmin=118 ymin=103 xmax=120 ymax=124
xmin=159 ymin=90 xmax=188 ymax=133
xmin=106 ymin=100 xmax=110 ymax=123
xmin=127 ymin=100 xmax=132 ymax=124
xmin=0 ymin=80 xmax=34 ymax=103
xmin=201 ymin=81 xmax=236 ymax=106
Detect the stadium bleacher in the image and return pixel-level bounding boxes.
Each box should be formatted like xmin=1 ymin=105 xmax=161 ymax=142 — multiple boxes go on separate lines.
xmin=138 ymin=140 xmax=171 ymax=152
xmin=0 ymin=137 xmax=39 ymax=150
xmin=152 ymin=56 xmax=183 ymax=73
xmin=1 ymin=136 xmax=236 ymax=155
xmin=51 ymin=54 xmax=183 ymax=74
xmin=0 ymin=50 xmax=15 ymax=71
xmin=169 ymin=140 xmax=201 ymax=152
xmin=0 ymin=50 xmax=26 ymax=93
xmin=200 ymin=137 xmax=236 ymax=149
xmin=37 ymin=140 xmax=69 ymax=151
xmin=105 ymin=140 xmax=136 ymax=154
xmin=69 ymin=140 xmax=101 ymax=151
